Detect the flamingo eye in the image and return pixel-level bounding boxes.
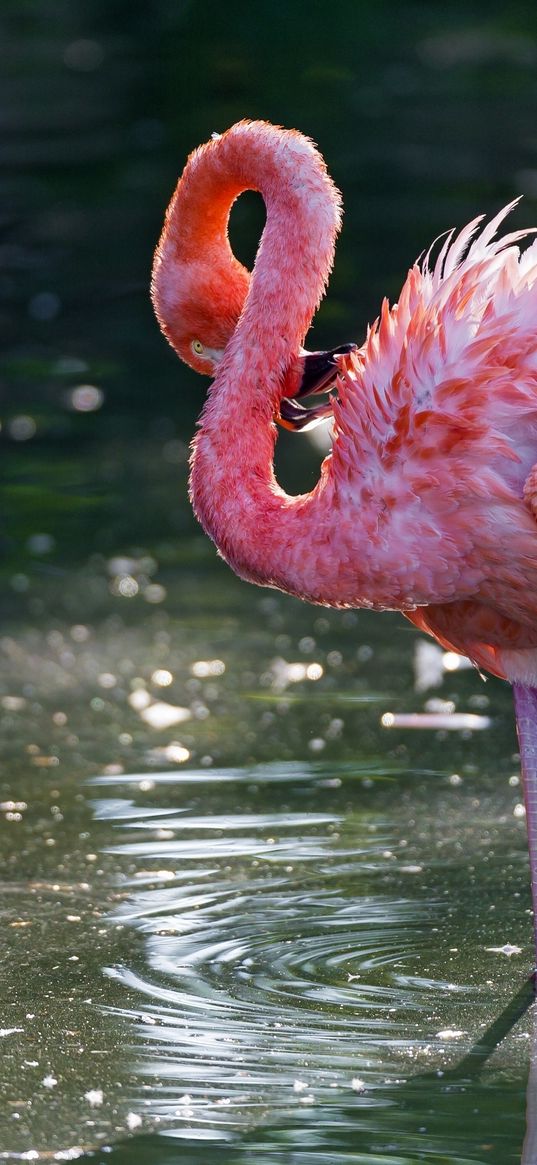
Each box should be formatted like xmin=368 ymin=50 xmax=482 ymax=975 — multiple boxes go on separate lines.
xmin=191 ymin=339 xmax=205 ymax=356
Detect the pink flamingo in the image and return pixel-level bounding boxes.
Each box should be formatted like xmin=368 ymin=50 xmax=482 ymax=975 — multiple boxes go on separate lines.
xmin=152 ymin=120 xmax=537 ymax=965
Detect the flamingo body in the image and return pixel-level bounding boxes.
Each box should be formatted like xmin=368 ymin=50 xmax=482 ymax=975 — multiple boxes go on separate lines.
xmin=152 ymin=121 xmax=537 ymax=963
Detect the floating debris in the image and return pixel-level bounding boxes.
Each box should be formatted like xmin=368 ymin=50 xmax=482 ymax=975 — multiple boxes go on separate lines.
xmin=414 ymin=639 xmax=474 ymax=692
xmin=84 ymin=1088 xmax=104 ymax=1107
xmin=268 ymin=657 xmax=324 ymax=692
xmin=485 ymin=944 xmax=523 ymax=957
xmin=191 ymin=659 xmax=225 ymax=678
xmin=139 ymin=701 xmax=192 ymax=730
xmin=381 ymin=711 xmax=491 ymax=731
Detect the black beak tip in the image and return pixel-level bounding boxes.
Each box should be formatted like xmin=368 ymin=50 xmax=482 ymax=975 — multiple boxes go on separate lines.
xmin=298 ymin=342 xmax=357 ymax=398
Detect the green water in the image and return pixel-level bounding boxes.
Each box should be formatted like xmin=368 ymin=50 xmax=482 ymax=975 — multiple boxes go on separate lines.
xmin=3 ymin=1 xmax=537 ymax=1161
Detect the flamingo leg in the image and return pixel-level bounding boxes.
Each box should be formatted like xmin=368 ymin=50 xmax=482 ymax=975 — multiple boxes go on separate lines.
xmin=513 ymin=683 xmax=537 ymax=970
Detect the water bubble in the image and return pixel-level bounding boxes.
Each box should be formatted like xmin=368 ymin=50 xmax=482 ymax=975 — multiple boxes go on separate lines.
xmin=143 ymin=584 xmax=167 ymax=604
xmin=70 ymin=624 xmax=90 ymax=642
xmin=10 ymin=573 xmax=30 ymax=592
xmin=8 ymin=415 xmax=36 ymax=440
xmin=154 ymin=742 xmax=190 ymax=764
xmin=107 ymin=556 xmax=136 ymax=576
xmin=2 ymin=696 xmax=26 ymax=712
xmin=68 ymin=384 xmax=104 ymax=412
xmin=26 ymin=533 xmax=55 ymax=555
xmin=128 ymin=689 xmax=151 ymax=711
xmin=298 ymin=636 xmax=315 ymax=653
xmin=425 ymin=698 xmax=456 ymax=714
xmin=191 ymin=659 xmax=225 ymax=678
xmin=114 ymin=576 xmax=139 ymax=598
xmin=151 ymin=669 xmax=173 ymax=687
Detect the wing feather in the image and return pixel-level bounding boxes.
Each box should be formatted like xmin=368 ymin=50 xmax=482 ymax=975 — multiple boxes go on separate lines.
xmin=332 ymin=204 xmax=537 ymax=502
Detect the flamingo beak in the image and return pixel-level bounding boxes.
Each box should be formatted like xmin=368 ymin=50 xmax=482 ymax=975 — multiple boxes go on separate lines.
xmin=277 ymin=343 xmax=357 ymax=432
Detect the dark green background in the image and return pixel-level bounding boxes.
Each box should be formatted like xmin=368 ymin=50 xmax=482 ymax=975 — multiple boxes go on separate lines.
xmin=4 ymin=0 xmax=537 ymax=583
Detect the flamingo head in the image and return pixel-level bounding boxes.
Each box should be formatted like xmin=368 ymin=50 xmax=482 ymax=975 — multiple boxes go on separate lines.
xmin=152 ymin=234 xmax=356 ymax=430
xmin=151 ymin=245 xmax=251 ymax=376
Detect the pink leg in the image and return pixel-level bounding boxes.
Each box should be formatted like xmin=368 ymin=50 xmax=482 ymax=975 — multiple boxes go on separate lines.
xmin=513 ymin=683 xmax=537 ymax=970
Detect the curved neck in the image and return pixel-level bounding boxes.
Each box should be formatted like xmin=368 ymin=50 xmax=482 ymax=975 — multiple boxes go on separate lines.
xmin=185 ymin=122 xmax=342 ymax=592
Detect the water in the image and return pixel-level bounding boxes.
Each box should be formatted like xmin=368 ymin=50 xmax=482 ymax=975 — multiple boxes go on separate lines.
xmin=0 ymin=569 xmax=532 ymax=1162
xmin=3 ymin=1 xmax=537 ymax=1161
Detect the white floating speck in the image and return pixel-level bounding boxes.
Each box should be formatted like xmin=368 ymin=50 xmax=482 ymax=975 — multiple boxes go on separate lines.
xmin=139 ymin=701 xmax=192 ymax=729
xmin=68 ymin=385 xmax=104 ymax=412
xmin=351 ymin=1077 xmax=366 ymax=1092
xmin=42 ymin=1074 xmax=58 ymax=1089
xmin=435 ymin=1029 xmax=466 ymax=1040
xmin=151 ymin=669 xmax=173 ymax=687
xmin=486 ymin=943 xmax=523 ymax=957
xmin=126 ymin=1111 xmax=142 ymax=1130
xmin=381 ymin=711 xmax=490 ymax=730
xmin=84 ymin=1088 xmax=104 ymax=1107
xmin=191 ymin=659 xmax=225 ymax=678
xmin=128 ymin=689 xmax=151 ymax=711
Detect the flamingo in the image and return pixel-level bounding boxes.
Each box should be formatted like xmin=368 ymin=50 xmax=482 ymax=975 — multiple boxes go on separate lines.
xmin=151 ymin=120 xmax=537 ymax=966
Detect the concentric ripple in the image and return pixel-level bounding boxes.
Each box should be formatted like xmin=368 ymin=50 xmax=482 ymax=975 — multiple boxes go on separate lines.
xmin=87 ymin=758 xmax=526 ymax=1142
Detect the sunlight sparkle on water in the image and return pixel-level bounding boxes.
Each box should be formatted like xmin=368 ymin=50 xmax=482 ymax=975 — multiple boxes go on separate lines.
xmin=139 ymin=701 xmax=192 ymax=729
xmin=268 ymin=657 xmax=324 ymax=690
xmin=381 ymin=711 xmax=491 ymax=730
xmin=414 ymin=640 xmax=474 ymax=691
xmin=151 ymin=669 xmax=173 ymax=687
xmin=485 ymin=944 xmax=523 ymax=956
xmin=191 ymin=659 xmax=226 ymax=677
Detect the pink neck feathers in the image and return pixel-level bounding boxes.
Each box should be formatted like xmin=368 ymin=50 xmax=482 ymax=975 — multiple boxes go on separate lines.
xmin=182 ymin=122 xmax=342 ymax=591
